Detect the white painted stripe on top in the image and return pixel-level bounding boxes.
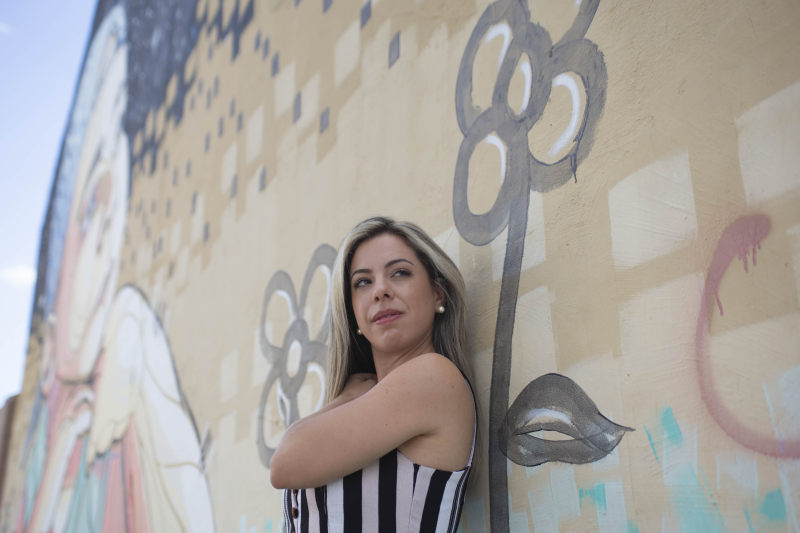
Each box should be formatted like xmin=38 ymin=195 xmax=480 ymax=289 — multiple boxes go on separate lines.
xmin=396 ymin=453 xmax=415 ymax=533
xmin=408 ymin=467 xmax=434 ymax=529
xmin=306 ymin=488 xmax=320 ymax=533
xmin=362 ymin=459 xmax=380 ymax=531
xmin=326 ymin=478 xmax=344 ymax=532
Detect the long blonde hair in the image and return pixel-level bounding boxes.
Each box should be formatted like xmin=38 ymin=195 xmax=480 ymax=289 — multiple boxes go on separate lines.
xmin=326 ymin=217 xmax=472 ymax=402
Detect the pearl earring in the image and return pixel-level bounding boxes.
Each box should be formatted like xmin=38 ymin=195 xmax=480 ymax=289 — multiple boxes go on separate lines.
xmin=356 ymin=328 xmax=362 ymax=335
xmin=436 ymin=305 xmax=445 ymax=314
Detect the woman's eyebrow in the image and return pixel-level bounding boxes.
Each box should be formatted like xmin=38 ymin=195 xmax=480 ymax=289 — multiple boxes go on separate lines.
xmin=350 ymin=258 xmax=414 ymax=279
xmin=385 ymin=258 xmax=414 ymax=269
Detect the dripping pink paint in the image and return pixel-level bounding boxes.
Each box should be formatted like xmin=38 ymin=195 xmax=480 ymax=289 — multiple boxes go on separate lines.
xmin=696 ymin=213 xmax=800 ymax=458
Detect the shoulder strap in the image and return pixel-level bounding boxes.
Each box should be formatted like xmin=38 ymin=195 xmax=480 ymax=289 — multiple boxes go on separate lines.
xmin=461 ymin=373 xmax=478 ymax=467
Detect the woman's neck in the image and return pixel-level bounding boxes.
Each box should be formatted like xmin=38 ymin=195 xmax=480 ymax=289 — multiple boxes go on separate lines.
xmin=372 ymin=339 xmax=436 ymax=381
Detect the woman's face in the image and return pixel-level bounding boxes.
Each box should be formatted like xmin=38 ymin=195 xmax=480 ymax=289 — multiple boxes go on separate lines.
xmin=349 ymin=233 xmax=443 ymax=356
xmin=349 ymin=233 xmax=443 ymax=359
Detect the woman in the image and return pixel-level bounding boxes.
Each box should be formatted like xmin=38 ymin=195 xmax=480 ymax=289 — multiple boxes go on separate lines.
xmin=270 ymin=217 xmax=476 ymax=532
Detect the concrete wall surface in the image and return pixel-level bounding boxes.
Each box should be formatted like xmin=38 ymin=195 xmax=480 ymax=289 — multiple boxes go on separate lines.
xmin=1 ymin=0 xmax=799 ymax=531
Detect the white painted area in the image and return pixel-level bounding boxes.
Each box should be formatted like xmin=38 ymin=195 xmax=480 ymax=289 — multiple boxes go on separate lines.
xmin=434 ymin=225 xmax=461 ymax=269
xmin=510 ymin=286 xmax=558 ymax=404
xmin=334 ymin=20 xmax=360 ymax=87
xmin=508 ymin=510 xmax=531 ymax=532
xmin=174 ymin=246 xmax=189 ymax=287
xmin=296 ymin=73 xmax=320 ymax=131
xmin=218 ymin=410 xmax=236 ymax=447
xmin=548 ymin=73 xmax=581 ymax=157
xmin=286 ymin=340 xmax=302 ymax=377
xmin=170 ymin=219 xmax=182 ymax=255
xmin=777 ymin=460 xmax=800 ymax=533
xmin=780 ymin=365 xmax=800 ymax=430
xmin=486 ymin=134 xmax=507 ymax=184
xmin=763 ymin=373 xmax=800 ymax=533
xmin=715 ymin=451 xmax=758 ymax=499
xmin=737 ymin=81 xmax=800 ymax=205
xmin=252 ymin=326 xmax=269 ymax=387
xmin=484 ymin=23 xmax=511 ymax=68
xmin=528 ymin=477 xmax=558 ymax=533
xmin=190 ymin=193 xmax=205 ymax=244
xmin=518 ymin=57 xmax=532 ymax=113
xmin=549 ymin=464 xmax=581 ymax=521
xmin=788 ymin=224 xmax=800 ymax=311
xmin=245 ymin=105 xmax=263 ymax=164
xmin=608 ymin=151 xmax=697 ymax=268
xmin=662 ymin=512 xmax=680 ymax=533
xmin=710 ymin=312 xmax=800 ymax=437
xmin=274 ymin=61 xmax=296 ymax=117
xmin=220 ymin=349 xmax=239 ymax=403
xmin=597 ymin=481 xmax=627 ymax=533
xmin=663 ymin=425 xmax=698 ymax=487
xmin=220 ymin=142 xmax=237 ymax=194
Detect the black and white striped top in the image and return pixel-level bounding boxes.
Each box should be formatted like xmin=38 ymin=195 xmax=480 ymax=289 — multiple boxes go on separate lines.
xmin=283 ymin=385 xmax=476 ymax=532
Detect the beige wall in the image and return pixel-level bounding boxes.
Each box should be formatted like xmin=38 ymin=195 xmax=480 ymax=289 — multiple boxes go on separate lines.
xmin=2 ymin=0 xmax=800 ymax=531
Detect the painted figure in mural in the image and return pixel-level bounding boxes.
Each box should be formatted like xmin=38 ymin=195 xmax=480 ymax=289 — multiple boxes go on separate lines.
xmin=270 ymin=217 xmax=476 ymax=532
xmin=17 ymin=5 xmax=214 ymax=532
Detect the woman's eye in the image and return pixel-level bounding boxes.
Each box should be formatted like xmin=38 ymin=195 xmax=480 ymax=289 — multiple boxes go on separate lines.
xmin=353 ymin=278 xmax=370 ymax=289
xmin=392 ymin=269 xmax=410 ymax=278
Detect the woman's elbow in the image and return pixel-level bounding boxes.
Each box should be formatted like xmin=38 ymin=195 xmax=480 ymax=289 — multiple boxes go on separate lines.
xmin=269 ymin=452 xmax=291 ymax=489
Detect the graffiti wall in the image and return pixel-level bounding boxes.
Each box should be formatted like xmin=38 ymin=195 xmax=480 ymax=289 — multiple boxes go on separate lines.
xmin=1 ymin=0 xmax=799 ymax=531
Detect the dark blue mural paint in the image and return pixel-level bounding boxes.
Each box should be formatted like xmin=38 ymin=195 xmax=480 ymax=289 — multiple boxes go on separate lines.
xmin=389 ymin=31 xmax=400 ymax=68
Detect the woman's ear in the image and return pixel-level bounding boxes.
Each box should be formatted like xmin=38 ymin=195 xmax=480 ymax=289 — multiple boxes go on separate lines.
xmin=433 ymin=284 xmax=446 ymax=308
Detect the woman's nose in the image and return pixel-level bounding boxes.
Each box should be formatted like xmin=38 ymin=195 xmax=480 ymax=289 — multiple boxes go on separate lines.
xmin=372 ymin=278 xmax=392 ymax=300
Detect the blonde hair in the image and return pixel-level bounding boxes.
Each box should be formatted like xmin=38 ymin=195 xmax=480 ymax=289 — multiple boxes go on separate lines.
xmin=326 ymin=217 xmax=472 ymax=402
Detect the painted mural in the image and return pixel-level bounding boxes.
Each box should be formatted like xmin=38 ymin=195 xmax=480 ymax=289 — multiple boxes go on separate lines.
xmin=1 ymin=0 xmax=799 ymax=531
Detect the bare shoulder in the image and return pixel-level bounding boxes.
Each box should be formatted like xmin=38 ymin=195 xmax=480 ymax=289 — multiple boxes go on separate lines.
xmin=384 ymin=353 xmax=473 ymax=404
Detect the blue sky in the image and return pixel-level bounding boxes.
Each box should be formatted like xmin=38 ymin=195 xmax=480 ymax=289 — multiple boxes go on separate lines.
xmin=0 ymin=1 xmax=98 ymax=406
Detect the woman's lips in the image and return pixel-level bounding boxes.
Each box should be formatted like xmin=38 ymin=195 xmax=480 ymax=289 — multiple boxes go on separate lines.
xmin=373 ymin=310 xmax=402 ymax=324
xmin=500 ymin=373 xmax=633 ymax=466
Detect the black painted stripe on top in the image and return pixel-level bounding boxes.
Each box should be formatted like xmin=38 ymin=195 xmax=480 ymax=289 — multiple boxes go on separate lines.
xmin=378 ymin=451 xmax=397 ymax=533
xmin=343 ymin=470 xmax=362 ymax=531
xmin=315 ymin=487 xmax=328 ymax=533
xmin=300 ymin=487 xmax=310 ymax=533
xmin=420 ymin=470 xmax=453 ymax=532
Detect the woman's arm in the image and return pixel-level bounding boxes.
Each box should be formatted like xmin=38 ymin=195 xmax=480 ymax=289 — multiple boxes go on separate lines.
xmin=269 ymin=353 xmax=471 ymax=489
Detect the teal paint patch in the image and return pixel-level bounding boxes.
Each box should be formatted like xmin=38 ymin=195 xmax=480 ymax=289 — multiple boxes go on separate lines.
xmin=579 ymin=484 xmax=607 ymax=513
xmin=660 ymin=407 xmax=683 ymax=447
xmin=643 ymin=425 xmax=660 ymax=463
xmin=627 ymin=521 xmax=640 ymax=533
xmin=760 ymin=489 xmax=786 ymax=522
xmin=669 ymin=464 xmax=726 ymax=533
xmin=744 ymin=508 xmax=755 ymax=533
